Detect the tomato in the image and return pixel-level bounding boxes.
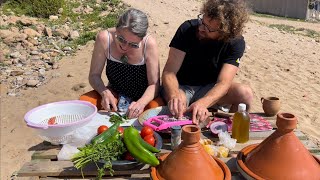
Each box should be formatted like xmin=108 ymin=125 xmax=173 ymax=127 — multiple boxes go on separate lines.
xmin=97 ymin=125 xmax=109 ymax=135
xmin=124 ymin=152 xmax=135 ymax=161
xmin=48 ymin=116 xmax=56 ymax=125
xmin=117 ymin=127 xmax=124 ymax=134
xmin=140 ymin=126 xmax=154 ymax=138
xmin=143 ymin=134 xmax=156 ymax=147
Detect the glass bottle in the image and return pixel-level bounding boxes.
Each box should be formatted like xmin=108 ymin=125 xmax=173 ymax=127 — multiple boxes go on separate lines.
xmin=232 ymin=103 xmax=250 ymax=143
xmin=171 ymin=126 xmax=182 ymax=150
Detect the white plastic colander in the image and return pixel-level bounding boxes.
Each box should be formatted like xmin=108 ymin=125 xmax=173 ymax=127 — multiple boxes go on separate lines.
xmin=24 ymin=100 xmax=97 ymax=145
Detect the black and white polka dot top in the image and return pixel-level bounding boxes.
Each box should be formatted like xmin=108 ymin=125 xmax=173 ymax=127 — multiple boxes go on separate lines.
xmin=105 ymin=32 xmax=150 ymax=101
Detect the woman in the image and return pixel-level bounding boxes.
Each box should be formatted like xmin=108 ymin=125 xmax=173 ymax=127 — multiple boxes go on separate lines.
xmin=80 ymin=8 xmax=164 ymax=118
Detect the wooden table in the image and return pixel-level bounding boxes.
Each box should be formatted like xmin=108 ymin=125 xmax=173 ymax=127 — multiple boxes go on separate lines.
xmin=15 ymin=115 xmax=320 ymax=180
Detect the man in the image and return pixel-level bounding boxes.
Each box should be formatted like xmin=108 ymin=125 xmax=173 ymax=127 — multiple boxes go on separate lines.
xmin=162 ymin=0 xmax=253 ymax=124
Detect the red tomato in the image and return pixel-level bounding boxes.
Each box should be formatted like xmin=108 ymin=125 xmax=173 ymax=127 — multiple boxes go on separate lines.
xmin=117 ymin=127 xmax=124 ymax=134
xmin=97 ymin=125 xmax=109 ymax=135
xmin=143 ymin=134 xmax=156 ymax=147
xmin=140 ymin=126 xmax=154 ymax=138
xmin=48 ymin=117 xmax=56 ymax=125
xmin=124 ymin=152 xmax=135 ymax=161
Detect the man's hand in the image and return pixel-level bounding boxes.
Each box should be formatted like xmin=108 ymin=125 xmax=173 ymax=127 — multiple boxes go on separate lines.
xmin=168 ymin=95 xmax=186 ymax=119
xmin=187 ymin=101 xmax=209 ymax=125
xmin=101 ymin=89 xmax=118 ymax=111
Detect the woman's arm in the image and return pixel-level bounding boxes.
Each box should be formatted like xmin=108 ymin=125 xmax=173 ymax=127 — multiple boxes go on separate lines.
xmin=89 ymin=30 xmax=117 ymax=111
xmin=138 ymin=35 xmax=160 ymax=105
xmin=127 ymin=35 xmax=159 ymax=118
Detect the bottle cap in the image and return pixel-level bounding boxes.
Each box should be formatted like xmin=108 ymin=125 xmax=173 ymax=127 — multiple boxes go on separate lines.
xmin=171 ymin=126 xmax=182 ymax=134
xmin=238 ymin=103 xmax=247 ymax=111
xmin=171 ymin=125 xmax=181 ymax=130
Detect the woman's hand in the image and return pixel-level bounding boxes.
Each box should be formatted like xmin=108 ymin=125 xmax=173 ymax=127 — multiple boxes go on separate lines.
xmin=127 ymin=101 xmax=146 ymax=119
xmin=101 ymin=89 xmax=118 ymax=111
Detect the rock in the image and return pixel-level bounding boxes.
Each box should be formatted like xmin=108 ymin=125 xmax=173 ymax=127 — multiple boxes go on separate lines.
xmin=10 ymin=52 xmax=21 ymax=58
xmin=69 ymin=30 xmax=80 ymax=40
xmin=10 ymin=26 xmax=19 ymax=33
xmin=67 ymin=72 xmax=75 ymax=77
xmin=49 ymin=15 xmax=59 ymax=20
xmin=28 ymin=38 xmax=39 ymax=46
xmin=0 ymin=29 xmax=13 ymax=39
xmin=23 ymin=28 xmax=41 ymax=38
xmin=44 ymin=27 xmax=52 ymax=37
xmin=7 ymin=16 xmax=18 ymax=24
xmin=30 ymin=50 xmax=39 ymax=55
xmin=58 ymin=8 xmax=64 ymax=14
xmin=10 ymin=70 xmax=24 ymax=76
xmin=15 ymin=33 xmax=28 ymax=42
xmin=18 ymin=18 xmax=33 ymax=26
xmin=41 ymin=53 xmax=50 ymax=60
xmin=54 ymin=29 xmax=69 ymax=39
xmin=11 ymin=59 xmax=19 ymax=64
xmin=36 ymin=24 xmax=45 ymax=35
xmin=26 ymin=79 xmax=39 ymax=87
xmin=99 ymin=11 xmax=110 ymax=17
xmin=3 ymin=36 xmax=15 ymax=44
xmin=52 ymin=63 xmax=59 ymax=69
xmin=30 ymin=55 xmax=41 ymax=61
xmin=63 ymin=46 xmax=72 ymax=51
xmin=38 ymin=68 xmax=46 ymax=76
xmin=22 ymin=40 xmax=34 ymax=48
xmin=72 ymin=83 xmax=87 ymax=91
xmin=72 ymin=6 xmax=83 ymax=13
xmin=84 ymin=6 xmax=94 ymax=14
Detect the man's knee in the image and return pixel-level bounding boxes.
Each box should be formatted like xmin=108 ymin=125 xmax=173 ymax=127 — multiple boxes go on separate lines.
xmin=238 ymin=84 xmax=253 ymax=104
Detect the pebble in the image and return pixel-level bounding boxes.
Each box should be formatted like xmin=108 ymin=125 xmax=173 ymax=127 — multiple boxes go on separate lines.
xmin=26 ymin=79 xmax=39 ymax=87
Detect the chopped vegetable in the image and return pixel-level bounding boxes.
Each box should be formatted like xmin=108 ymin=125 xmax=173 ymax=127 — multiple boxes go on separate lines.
xmin=109 ymin=114 xmax=128 ymax=124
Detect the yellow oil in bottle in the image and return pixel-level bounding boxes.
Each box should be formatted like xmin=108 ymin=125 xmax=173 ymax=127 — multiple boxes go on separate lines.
xmin=232 ymin=103 xmax=250 ymax=143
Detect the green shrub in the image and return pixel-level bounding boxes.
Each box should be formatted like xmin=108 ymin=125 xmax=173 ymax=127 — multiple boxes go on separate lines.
xmin=3 ymin=0 xmax=64 ymax=18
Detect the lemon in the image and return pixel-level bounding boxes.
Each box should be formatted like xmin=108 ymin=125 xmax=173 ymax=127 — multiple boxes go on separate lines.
xmin=218 ymin=146 xmax=229 ymax=158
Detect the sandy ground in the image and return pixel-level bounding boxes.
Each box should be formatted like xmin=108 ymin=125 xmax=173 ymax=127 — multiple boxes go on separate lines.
xmin=1 ymin=0 xmax=320 ymax=179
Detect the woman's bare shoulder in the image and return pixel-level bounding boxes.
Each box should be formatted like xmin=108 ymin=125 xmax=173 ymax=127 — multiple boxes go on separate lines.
xmin=145 ymin=34 xmax=157 ymax=48
xmin=96 ymin=28 xmax=116 ymax=42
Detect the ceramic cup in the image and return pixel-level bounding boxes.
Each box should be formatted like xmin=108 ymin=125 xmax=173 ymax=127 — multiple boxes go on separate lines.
xmin=261 ymin=97 xmax=280 ymax=116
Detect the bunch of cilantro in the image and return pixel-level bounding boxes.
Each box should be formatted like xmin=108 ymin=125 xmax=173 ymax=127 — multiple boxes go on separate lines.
xmin=72 ymin=133 xmax=126 ymax=179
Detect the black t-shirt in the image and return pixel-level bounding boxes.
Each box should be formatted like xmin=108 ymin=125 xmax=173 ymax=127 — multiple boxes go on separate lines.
xmin=169 ymin=19 xmax=245 ymax=86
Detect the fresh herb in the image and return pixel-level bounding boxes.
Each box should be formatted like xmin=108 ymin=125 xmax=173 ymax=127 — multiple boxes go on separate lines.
xmin=109 ymin=114 xmax=128 ymax=124
xmin=72 ymin=133 xmax=126 ymax=179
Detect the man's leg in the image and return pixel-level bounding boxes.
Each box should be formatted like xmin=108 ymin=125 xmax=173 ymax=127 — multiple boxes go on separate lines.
xmin=217 ymin=83 xmax=253 ymax=112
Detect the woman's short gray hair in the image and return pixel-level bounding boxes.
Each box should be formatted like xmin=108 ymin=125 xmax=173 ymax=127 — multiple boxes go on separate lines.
xmin=116 ymin=8 xmax=149 ymax=38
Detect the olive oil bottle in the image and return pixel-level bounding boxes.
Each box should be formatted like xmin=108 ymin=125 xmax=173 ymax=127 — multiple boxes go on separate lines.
xmin=232 ymin=103 xmax=250 ymax=143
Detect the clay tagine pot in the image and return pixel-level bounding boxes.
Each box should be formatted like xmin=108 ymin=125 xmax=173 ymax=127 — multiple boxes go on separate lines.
xmin=150 ymin=125 xmax=231 ymax=180
xmin=237 ymin=113 xmax=320 ymax=180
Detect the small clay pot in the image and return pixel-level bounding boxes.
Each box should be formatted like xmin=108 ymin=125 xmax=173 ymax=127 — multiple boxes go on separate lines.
xmin=261 ymin=97 xmax=280 ymax=116
xmin=150 ymin=125 xmax=231 ymax=180
xmin=237 ymin=113 xmax=320 ymax=179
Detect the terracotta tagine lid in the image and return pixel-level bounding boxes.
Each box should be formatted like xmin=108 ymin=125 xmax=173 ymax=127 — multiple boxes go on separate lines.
xmin=150 ymin=125 xmax=231 ymax=180
xmin=237 ymin=113 xmax=320 ymax=180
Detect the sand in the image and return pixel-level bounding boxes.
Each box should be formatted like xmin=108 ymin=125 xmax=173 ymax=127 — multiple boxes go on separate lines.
xmin=1 ymin=0 xmax=320 ymax=179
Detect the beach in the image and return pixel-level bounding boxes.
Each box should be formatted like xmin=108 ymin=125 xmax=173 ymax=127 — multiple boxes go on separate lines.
xmin=1 ymin=0 xmax=320 ymax=179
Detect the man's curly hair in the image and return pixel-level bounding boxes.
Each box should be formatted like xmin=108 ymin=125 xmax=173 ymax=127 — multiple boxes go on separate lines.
xmin=201 ymin=0 xmax=249 ymax=42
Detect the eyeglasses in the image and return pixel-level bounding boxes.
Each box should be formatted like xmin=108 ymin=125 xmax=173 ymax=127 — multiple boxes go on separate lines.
xmin=197 ymin=14 xmax=220 ymax=33
xmin=115 ymin=34 xmax=141 ymax=49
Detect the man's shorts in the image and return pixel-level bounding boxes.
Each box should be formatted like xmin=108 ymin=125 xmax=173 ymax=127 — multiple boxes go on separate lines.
xmin=179 ymin=83 xmax=231 ymax=112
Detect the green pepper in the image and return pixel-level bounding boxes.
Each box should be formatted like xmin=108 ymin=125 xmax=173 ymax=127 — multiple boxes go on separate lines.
xmin=91 ymin=121 xmax=121 ymax=145
xmin=123 ymin=126 xmax=160 ymax=166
